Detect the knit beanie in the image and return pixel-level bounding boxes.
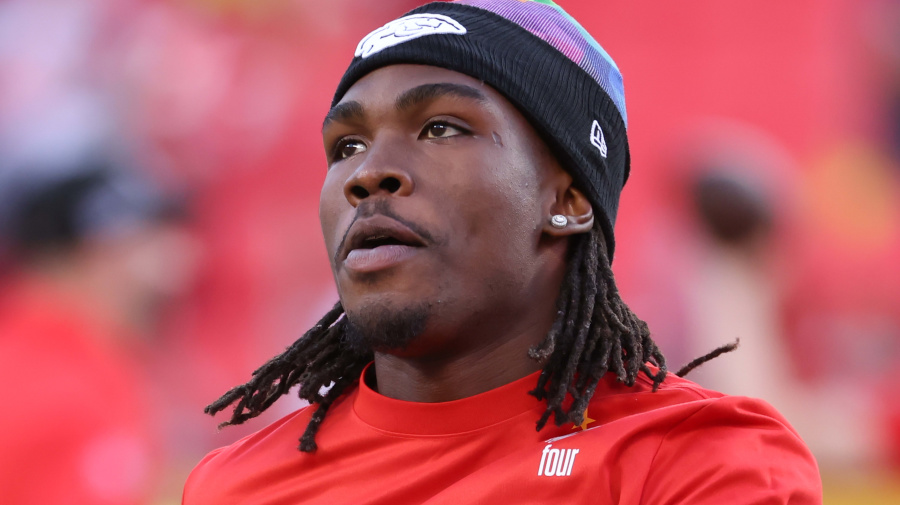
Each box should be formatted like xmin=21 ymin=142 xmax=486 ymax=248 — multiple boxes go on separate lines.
xmin=333 ymin=0 xmax=629 ymax=260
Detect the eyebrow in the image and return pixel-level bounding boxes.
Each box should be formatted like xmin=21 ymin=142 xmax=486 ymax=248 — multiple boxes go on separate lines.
xmin=322 ymin=82 xmax=488 ymax=131
xmin=394 ymin=82 xmax=487 ymax=112
xmin=322 ymin=100 xmax=365 ymax=130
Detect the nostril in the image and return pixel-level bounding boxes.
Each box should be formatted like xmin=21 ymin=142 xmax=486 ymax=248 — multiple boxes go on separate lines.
xmin=350 ymin=185 xmax=370 ymax=200
xmin=380 ymin=177 xmax=401 ymax=193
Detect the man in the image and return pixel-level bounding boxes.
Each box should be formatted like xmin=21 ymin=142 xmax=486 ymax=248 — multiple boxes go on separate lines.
xmin=183 ymin=1 xmax=822 ymax=503
xmin=0 ymin=160 xmax=194 ymax=504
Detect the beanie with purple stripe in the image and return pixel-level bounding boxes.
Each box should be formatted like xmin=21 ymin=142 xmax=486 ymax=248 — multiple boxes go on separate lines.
xmin=333 ymin=0 xmax=629 ymax=260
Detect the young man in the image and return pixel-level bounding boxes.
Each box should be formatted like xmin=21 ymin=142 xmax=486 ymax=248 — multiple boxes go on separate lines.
xmin=183 ymin=1 xmax=822 ymax=503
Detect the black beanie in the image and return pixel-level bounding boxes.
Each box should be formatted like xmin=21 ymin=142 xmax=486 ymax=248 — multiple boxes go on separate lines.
xmin=333 ymin=0 xmax=630 ymax=260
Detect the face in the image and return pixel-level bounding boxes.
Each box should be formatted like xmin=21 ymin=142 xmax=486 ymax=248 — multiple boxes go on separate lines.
xmin=320 ymin=64 xmax=569 ymax=357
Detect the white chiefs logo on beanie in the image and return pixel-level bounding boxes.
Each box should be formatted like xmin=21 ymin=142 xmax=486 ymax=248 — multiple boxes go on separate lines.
xmin=355 ymin=13 xmax=467 ymax=59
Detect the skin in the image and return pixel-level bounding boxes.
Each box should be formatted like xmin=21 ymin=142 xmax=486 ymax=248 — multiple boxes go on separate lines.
xmin=320 ymin=64 xmax=593 ymax=403
xmin=14 ymin=219 xmax=197 ymax=343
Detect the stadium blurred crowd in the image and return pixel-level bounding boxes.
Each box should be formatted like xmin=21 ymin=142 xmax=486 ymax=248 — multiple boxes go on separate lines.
xmin=0 ymin=0 xmax=898 ymax=503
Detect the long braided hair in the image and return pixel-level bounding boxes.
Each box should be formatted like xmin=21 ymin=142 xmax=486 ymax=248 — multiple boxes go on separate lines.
xmin=206 ymin=222 xmax=735 ymax=452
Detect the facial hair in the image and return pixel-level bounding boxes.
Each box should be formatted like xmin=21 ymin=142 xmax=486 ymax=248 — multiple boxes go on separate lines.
xmin=342 ymin=302 xmax=430 ymax=353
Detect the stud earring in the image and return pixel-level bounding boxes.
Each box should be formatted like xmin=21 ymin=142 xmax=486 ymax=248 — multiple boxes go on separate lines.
xmin=550 ymin=214 xmax=568 ymax=228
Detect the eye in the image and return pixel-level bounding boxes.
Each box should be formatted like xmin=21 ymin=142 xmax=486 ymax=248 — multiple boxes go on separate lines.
xmin=334 ymin=138 xmax=367 ymax=160
xmin=421 ymin=121 xmax=466 ymax=139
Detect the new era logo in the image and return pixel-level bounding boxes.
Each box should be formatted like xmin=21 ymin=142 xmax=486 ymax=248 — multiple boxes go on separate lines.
xmin=590 ymin=120 xmax=608 ymax=158
xmin=355 ymin=14 xmax=467 ymax=59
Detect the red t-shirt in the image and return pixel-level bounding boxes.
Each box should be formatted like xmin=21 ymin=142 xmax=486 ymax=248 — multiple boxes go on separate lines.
xmin=184 ymin=366 xmax=821 ymax=504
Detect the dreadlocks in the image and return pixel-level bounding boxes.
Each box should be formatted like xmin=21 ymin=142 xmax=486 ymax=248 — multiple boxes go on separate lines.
xmin=205 ymin=223 xmax=734 ymax=452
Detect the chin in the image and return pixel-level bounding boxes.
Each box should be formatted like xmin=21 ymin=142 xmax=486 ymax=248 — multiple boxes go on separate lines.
xmin=342 ymin=298 xmax=432 ymax=353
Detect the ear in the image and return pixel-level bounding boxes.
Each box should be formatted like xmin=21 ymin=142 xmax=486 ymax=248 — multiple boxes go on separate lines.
xmin=544 ymin=173 xmax=594 ymax=236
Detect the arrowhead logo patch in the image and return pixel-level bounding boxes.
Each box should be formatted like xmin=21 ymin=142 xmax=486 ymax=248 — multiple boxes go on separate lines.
xmin=355 ymin=14 xmax=467 ymax=59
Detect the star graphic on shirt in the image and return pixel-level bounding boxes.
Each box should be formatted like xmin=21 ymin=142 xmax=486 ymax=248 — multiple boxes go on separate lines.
xmin=573 ymin=409 xmax=596 ymax=430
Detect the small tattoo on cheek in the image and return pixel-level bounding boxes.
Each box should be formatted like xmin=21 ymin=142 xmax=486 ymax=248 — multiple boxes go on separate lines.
xmin=492 ymin=132 xmax=504 ymax=147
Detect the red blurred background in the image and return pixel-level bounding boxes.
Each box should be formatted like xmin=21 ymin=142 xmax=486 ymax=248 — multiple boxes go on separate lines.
xmin=1 ymin=0 xmax=898 ymax=503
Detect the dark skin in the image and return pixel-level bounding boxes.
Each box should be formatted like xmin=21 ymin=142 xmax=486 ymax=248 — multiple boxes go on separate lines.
xmin=320 ymin=64 xmax=593 ymax=403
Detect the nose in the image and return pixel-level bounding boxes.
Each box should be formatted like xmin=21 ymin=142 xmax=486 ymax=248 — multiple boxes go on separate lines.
xmin=342 ymin=150 xmax=414 ymax=207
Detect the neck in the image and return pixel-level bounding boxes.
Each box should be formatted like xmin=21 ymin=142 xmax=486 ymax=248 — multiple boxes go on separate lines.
xmin=372 ymin=338 xmax=544 ymax=403
xmin=370 ymin=295 xmax=559 ymax=403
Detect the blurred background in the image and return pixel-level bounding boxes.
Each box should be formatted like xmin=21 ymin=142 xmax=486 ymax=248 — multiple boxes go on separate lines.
xmin=0 ymin=0 xmax=897 ymax=503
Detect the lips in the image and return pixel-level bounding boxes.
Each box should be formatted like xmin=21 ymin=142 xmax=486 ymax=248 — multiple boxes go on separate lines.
xmin=339 ymin=215 xmax=426 ymax=274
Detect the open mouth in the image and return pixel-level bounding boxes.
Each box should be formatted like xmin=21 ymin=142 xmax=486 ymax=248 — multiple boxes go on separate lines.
xmin=356 ymin=235 xmax=415 ymax=250
xmin=340 ymin=217 xmax=427 ymax=274
xmin=345 ymin=222 xmax=426 ymax=257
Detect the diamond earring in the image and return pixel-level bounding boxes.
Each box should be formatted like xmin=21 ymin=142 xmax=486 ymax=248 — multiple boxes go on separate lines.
xmin=550 ymin=215 xmax=568 ymax=228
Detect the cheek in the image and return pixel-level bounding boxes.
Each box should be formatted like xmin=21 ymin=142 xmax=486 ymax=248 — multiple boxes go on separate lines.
xmin=461 ymin=153 xmax=543 ymax=233
xmin=444 ymin=152 xmax=544 ymax=270
xmin=319 ymin=172 xmax=349 ymax=261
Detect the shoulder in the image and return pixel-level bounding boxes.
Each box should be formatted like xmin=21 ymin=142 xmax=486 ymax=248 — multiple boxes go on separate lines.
xmin=636 ymin=371 xmax=810 ymax=444
xmin=581 ymin=370 xmax=811 ymax=453
xmin=648 ymin=395 xmax=821 ymax=504
xmin=568 ymin=371 xmax=821 ymax=504
xmin=626 ymin=373 xmax=822 ymax=504
xmin=583 ymin=367 xmax=727 ymax=427
xmin=183 ymin=405 xmax=315 ymax=504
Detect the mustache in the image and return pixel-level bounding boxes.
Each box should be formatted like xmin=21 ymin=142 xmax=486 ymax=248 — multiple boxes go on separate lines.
xmin=334 ymin=200 xmax=437 ymax=265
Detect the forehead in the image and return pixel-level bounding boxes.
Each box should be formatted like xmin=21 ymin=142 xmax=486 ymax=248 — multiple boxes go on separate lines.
xmin=337 ymin=64 xmax=504 ymax=109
